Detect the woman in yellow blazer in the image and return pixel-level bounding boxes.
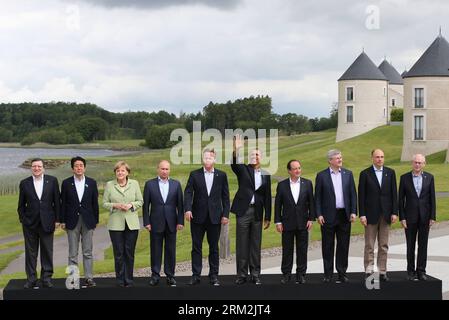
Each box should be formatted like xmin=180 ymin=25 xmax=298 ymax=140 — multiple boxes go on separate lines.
xmin=103 ymin=161 xmax=143 ymax=287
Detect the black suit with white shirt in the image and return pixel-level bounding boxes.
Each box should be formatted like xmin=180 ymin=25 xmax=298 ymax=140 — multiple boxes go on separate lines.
xmin=275 ymin=177 xmax=315 ymax=276
xmin=184 ymin=168 xmax=230 ymax=278
xmin=17 ymin=175 xmax=60 ymax=284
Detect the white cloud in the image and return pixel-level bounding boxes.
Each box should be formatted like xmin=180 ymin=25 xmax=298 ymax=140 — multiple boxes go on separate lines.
xmin=0 ymin=0 xmax=448 ymax=117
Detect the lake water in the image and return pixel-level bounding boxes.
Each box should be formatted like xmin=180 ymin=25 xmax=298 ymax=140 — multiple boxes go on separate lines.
xmin=0 ymin=147 xmax=129 ymax=176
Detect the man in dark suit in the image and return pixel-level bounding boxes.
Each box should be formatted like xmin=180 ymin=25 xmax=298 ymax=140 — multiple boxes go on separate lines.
xmin=143 ymin=160 xmax=184 ymax=287
xmin=399 ymin=154 xmax=436 ymax=281
xmin=184 ymin=149 xmax=230 ymax=286
xmin=60 ymin=156 xmax=99 ymax=288
xmin=275 ymin=160 xmax=315 ymax=284
xmin=231 ymin=135 xmax=271 ymax=285
xmin=358 ymin=149 xmax=398 ymax=282
xmin=315 ymin=149 xmax=357 ymax=283
xmin=17 ymin=158 xmax=61 ymax=289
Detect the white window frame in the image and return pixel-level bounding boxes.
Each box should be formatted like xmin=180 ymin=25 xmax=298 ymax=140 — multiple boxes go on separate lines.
xmin=345 ymin=86 xmax=354 ymax=102
xmin=412 ymin=113 xmax=426 ymax=141
xmin=346 ymin=105 xmax=354 ymax=123
xmin=413 ymin=86 xmax=426 ymax=109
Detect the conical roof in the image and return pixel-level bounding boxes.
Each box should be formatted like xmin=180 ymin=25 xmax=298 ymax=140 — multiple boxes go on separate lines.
xmin=404 ymin=35 xmax=449 ymax=78
xmin=378 ymin=60 xmax=403 ymax=84
xmin=339 ymin=52 xmax=388 ymax=81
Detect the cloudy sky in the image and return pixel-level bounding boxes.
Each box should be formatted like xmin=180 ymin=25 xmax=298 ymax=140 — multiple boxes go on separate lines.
xmin=0 ymin=0 xmax=447 ymax=117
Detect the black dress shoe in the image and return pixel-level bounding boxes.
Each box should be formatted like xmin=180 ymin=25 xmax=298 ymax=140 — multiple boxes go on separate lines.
xmin=24 ymin=281 xmax=38 ymax=289
xmin=189 ymin=276 xmax=201 ymax=285
xmin=379 ymin=274 xmax=389 ymax=282
xmin=209 ymin=276 xmax=220 ymax=286
xmin=251 ymin=276 xmax=262 ymax=285
xmin=322 ymin=276 xmax=331 ymax=283
xmin=407 ymin=272 xmax=418 ymax=281
xmin=296 ymin=275 xmax=306 ymax=284
xmin=84 ymin=278 xmax=97 ymax=288
xmin=124 ymin=283 xmax=134 ymax=288
xmin=167 ymin=277 xmax=177 ymax=287
xmin=149 ymin=277 xmax=159 ymax=286
xmin=41 ymin=281 xmax=53 ymax=288
xmin=336 ymin=275 xmax=348 ymax=283
xmin=235 ymin=277 xmax=247 ymax=285
xmin=280 ymin=274 xmax=291 ymax=284
xmin=418 ymin=273 xmax=428 ymax=281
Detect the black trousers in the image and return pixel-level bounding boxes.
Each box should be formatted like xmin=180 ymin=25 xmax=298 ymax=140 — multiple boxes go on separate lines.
xmin=22 ymin=223 xmax=54 ymax=283
xmin=109 ymin=224 xmax=139 ymax=285
xmin=150 ymin=221 xmax=177 ymax=278
xmin=190 ymin=217 xmax=221 ymax=277
xmin=405 ymin=221 xmax=430 ymax=274
xmin=236 ymin=206 xmax=263 ymax=278
xmin=281 ymin=228 xmax=309 ymax=275
xmin=321 ymin=209 xmax=351 ymax=277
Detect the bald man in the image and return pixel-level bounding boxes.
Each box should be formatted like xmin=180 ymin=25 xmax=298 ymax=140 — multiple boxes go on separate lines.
xmin=143 ymin=160 xmax=184 ymax=287
xmin=358 ymin=149 xmax=398 ymax=282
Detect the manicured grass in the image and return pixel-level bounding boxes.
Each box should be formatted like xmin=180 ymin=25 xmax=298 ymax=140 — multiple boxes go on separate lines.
xmin=0 ymin=250 xmax=23 ymax=273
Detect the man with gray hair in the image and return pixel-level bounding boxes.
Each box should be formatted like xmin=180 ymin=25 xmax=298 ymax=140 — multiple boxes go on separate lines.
xmin=399 ymin=154 xmax=436 ymax=281
xmin=315 ymin=149 xmax=357 ymax=283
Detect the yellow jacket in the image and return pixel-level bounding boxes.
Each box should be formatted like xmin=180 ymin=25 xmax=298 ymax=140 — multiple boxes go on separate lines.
xmin=103 ymin=179 xmax=143 ymax=231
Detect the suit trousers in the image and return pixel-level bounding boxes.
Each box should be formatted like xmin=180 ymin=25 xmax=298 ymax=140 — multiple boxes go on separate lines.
xmin=281 ymin=229 xmax=308 ymax=275
xmin=150 ymin=221 xmax=177 ymax=278
xmin=190 ymin=216 xmax=221 ymax=277
xmin=22 ymin=223 xmax=54 ymax=283
xmin=236 ymin=206 xmax=263 ymax=278
xmin=67 ymin=215 xmax=94 ymax=279
xmin=109 ymin=223 xmax=139 ymax=285
xmin=321 ymin=209 xmax=351 ymax=277
xmin=364 ymin=216 xmax=389 ymax=274
xmin=405 ymin=220 xmax=430 ymax=274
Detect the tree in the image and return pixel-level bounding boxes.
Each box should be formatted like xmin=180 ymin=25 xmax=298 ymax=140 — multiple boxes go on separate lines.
xmin=77 ymin=117 xmax=108 ymax=141
xmin=0 ymin=127 xmax=13 ymax=142
xmin=145 ymin=123 xmax=182 ymax=149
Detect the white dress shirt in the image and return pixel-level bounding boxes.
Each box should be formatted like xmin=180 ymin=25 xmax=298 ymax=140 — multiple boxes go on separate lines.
xmin=158 ymin=177 xmax=169 ymax=203
xmin=290 ymin=177 xmax=301 ymax=204
xmin=330 ymin=168 xmax=345 ymax=209
xmin=250 ymin=168 xmax=262 ymax=204
xmin=373 ymin=165 xmax=383 ymax=187
xmin=74 ymin=175 xmax=85 ymax=202
xmin=33 ymin=175 xmax=44 ymax=200
xmin=204 ymin=168 xmax=214 ymax=196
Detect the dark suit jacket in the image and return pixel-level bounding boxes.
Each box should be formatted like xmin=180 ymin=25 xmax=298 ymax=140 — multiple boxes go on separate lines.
xmin=143 ymin=178 xmax=184 ymax=233
xmin=230 ymin=155 xmax=272 ymax=221
xmin=60 ymin=176 xmax=99 ymax=230
xmin=358 ymin=166 xmax=398 ymax=225
xmin=315 ymin=167 xmax=357 ymax=224
xmin=184 ymin=168 xmax=230 ymax=225
xmin=398 ymin=171 xmax=436 ymax=224
xmin=274 ymin=177 xmax=315 ymax=231
xmin=17 ymin=175 xmax=61 ymax=233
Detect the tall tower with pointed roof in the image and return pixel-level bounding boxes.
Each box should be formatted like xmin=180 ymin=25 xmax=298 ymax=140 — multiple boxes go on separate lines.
xmin=379 ymin=59 xmax=404 ymax=112
xmin=336 ymin=52 xmax=389 ymax=142
xmin=401 ymin=34 xmax=449 ymax=161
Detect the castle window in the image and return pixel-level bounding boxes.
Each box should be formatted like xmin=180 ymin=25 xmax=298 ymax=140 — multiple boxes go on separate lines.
xmin=392 ymin=99 xmax=395 ymax=107
xmin=346 ymin=87 xmax=354 ymax=101
xmin=414 ymin=115 xmax=424 ymax=140
xmin=346 ymin=106 xmax=353 ymax=123
xmin=414 ymin=88 xmax=424 ymax=108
